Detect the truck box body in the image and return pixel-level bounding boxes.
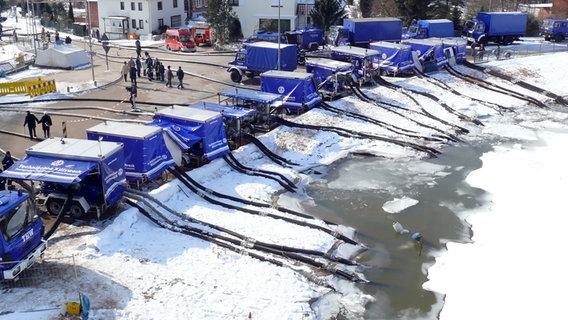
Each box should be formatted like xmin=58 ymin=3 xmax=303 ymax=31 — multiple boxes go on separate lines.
xmin=87 ymin=122 xmax=176 ymax=181
xmin=403 ymin=19 xmax=454 ymax=39
xmin=260 ymin=70 xmax=322 ymax=110
xmin=441 ymin=38 xmax=467 ymax=63
xmin=151 ymin=106 xmax=230 ymax=162
xmin=478 ymin=12 xmax=526 ymax=36
xmin=3 ymin=138 xmax=127 ymax=207
xmin=369 ymin=41 xmax=414 ymax=75
xmin=330 ymin=46 xmax=381 ymax=83
xmin=343 ymin=18 xmax=402 ymax=45
xmin=244 ymin=42 xmax=297 ymax=72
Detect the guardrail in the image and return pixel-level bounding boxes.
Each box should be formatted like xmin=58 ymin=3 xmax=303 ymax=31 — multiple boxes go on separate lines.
xmin=0 ymin=77 xmax=57 ymax=97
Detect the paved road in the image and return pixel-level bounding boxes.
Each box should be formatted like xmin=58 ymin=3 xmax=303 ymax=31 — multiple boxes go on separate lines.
xmin=1 ymin=42 xmax=245 ymax=159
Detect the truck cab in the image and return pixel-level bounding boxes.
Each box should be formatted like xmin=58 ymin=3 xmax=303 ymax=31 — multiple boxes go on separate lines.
xmin=402 ymin=19 xmax=454 ymax=40
xmin=0 ymin=189 xmax=47 ymax=280
xmin=540 ymin=19 xmax=568 ymax=42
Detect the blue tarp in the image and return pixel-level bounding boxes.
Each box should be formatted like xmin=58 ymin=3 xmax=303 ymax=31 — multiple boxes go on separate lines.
xmin=87 ymin=127 xmax=175 ymax=181
xmin=260 ymin=70 xmax=322 ymax=110
xmin=151 ymin=113 xmax=230 ymax=161
xmin=187 ymin=101 xmax=257 ymax=120
xmin=403 ymin=39 xmax=447 ymax=68
xmin=0 ymin=155 xmax=97 ymax=185
xmin=244 ymin=42 xmax=297 ymax=72
xmin=369 ymin=41 xmax=414 ymax=74
xmin=219 ymin=87 xmax=283 ymax=106
xmin=305 ymin=58 xmax=352 ymax=94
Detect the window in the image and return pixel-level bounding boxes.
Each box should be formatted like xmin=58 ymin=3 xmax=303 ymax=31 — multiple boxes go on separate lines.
xmin=228 ymin=0 xmax=239 ymax=5
xmin=171 ymin=15 xmax=182 ymax=28
xmin=139 ymin=20 xmax=144 ymax=29
xmin=138 ymin=2 xmax=143 ymax=11
xmin=0 ymin=200 xmax=34 ymax=242
xmin=157 ymin=1 xmax=163 ymax=10
xmin=173 ymin=0 xmax=178 ymax=8
xmin=132 ymin=19 xmax=137 ymax=29
xmin=120 ymin=2 xmax=125 ymax=10
xmin=158 ymin=18 xmax=164 ymax=28
xmin=131 ymin=2 xmax=135 ymax=10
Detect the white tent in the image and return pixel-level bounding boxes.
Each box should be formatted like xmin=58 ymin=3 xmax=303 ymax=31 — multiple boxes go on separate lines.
xmin=34 ymin=44 xmax=90 ymax=69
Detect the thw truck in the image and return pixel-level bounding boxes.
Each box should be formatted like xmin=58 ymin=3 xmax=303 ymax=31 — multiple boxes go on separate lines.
xmin=228 ymin=41 xmax=297 ymax=83
xmin=462 ymin=12 xmax=527 ymax=46
xmin=540 ymin=19 xmax=568 ymax=43
xmin=402 ymin=19 xmax=454 ymax=39
xmin=0 ymin=189 xmax=47 ymax=280
xmin=329 ymin=17 xmax=402 ymax=47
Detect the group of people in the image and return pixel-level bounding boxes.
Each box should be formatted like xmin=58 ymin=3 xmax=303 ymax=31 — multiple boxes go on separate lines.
xmin=23 ymin=110 xmax=52 ymax=140
xmin=123 ymin=51 xmax=187 ymax=108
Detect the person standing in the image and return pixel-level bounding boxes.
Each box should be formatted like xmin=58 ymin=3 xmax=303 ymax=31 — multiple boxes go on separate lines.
xmin=128 ymin=84 xmax=138 ymax=109
xmin=135 ymin=39 xmax=142 ymax=58
xmin=135 ymin=57 xmax=142 ymax=77
xmin=23 ymin=111 xmax=39 ymax=140
xmin=146 ymin=56 xmax=154 ymax=81
xmin=39 ymin=111 xmax=53 ymax=138
xmin=2 ymin=151 xmax=14 ymax=189
xmin=130 ymin=63 xmax=137 ymax=85
xmin=159 ymin=63 xmax=165 ymax=83
xmin=176 ymin=66 xmax=185 ymax=89
xmin=121 ymin=61 xmax=129 ymax=82
xmin=165 ymin=65 xmax=173 ymax=88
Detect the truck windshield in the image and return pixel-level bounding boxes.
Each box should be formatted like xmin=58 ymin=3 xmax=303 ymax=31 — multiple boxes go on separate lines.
xmin=408 ymin=25 xmax=418 ymax=33
xmin=464 ymin=21 xmax=476 ymax=30
xmin=0 ymin=199 xmax=33 ymax=241
xmin=542 ymin=20 xmax=554 ymax=27
xmin=180 ymin=35 xmax=195 ymax=42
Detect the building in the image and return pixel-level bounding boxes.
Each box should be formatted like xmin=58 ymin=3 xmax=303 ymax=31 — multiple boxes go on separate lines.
xmin=552 ymin=0 xmax=568 ymax=18
xmin=189 ymin=0 xmax=315 ymax=39
xmin=96 ymin=0 xmax=190 ymax=39
xmin=94 ymin=0 xmax=317 ymax=40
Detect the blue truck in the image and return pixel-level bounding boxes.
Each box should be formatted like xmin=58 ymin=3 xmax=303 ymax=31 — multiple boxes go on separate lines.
xmin=463 ymin=12 xmax=527 ymax=46
xmin=260 ymin=70 xmax=322 ymax=114
xmin=1 ymin=138 xmax=127 ymax=219
xmin=228 ymin=41 xmax=297 ymax=83
xmin=0 ymin=189 xmax=47 ymax=280
xmin=329 ymin=17 xmax=402 ymax=47
xmin=402 ymin=19 xmax=454 ymax=39
xmin=369 ymin=41 xmax=414 ymax=76
xmin=540 ymin=19 xmax=568 ymax=42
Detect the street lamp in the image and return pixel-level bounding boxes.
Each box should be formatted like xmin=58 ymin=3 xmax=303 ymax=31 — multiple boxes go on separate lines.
xmin=85 ymin=0 xmax=96 ymax=86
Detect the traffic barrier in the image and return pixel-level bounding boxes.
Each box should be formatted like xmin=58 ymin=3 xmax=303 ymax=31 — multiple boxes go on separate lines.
xmin=0 ymin=77 xmax=57 ymax=97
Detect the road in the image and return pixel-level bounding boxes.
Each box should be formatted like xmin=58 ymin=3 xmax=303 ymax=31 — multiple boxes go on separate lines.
xmin=1 ymin=41 xmax=245 ymax=159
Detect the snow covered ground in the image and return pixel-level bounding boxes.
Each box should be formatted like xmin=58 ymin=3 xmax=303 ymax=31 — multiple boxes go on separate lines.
xmin=3 ymin=9 xmax=568 ymax=320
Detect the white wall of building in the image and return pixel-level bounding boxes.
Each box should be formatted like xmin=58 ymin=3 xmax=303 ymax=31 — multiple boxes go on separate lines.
xmin=233 ymin=0 xmax=299 ymax=38
xmin=97 ymin=0 xmax=188 ymax=40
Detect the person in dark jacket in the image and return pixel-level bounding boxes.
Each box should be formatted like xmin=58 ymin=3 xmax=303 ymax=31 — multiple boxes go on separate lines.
xmin=159 ymin=63 xmax=165 ymax=82
xmin=135 ymin=39 xmax=142 ymax=58
xmin=39 ymin=111 xmax=53 ymax=138
xmin=2 ymin=151 xmax=14 ymax=188
xmin=176 ymin=66 xmax=185 ymax=89
xmin=136 ymin=57 xmax=142 ymax=77
xmin=130 ymin=64 xmax=137 ymax=85
xmin=23 ymin=111 xmax=39 ymax=140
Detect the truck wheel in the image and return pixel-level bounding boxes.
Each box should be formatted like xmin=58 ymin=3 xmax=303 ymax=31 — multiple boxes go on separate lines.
xmin=69 ymin=201 xmax=86 ymax=219
xmin=554 ymin=34 xmax=564 ymax=43
xmin=230 ymin=70 xmax=242 ymax=83
xmin=166 ymin=45 xmax=171 ymax=51
xmin=45 ymin=198 xmax=64 ymax=215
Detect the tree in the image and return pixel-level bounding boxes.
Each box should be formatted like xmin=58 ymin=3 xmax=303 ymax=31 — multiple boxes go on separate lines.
xmin=67 ymin=1 xmax=75 ymax=28
xmin=205 ymin=0 xmax=238 ymax=45
xmin=310 ymin=0 xmax=347 ymax=33
xmin=359 ymin=0 xmax=373 ymax=18
xmin=396 ymin=0 xmax=432 ymax=25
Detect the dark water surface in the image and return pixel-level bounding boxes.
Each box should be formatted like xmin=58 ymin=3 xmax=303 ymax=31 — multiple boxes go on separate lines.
xmin=304 ymin=142 xmax=494 ymax=319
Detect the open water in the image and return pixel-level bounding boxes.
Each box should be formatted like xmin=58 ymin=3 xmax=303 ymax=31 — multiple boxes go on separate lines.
xmin=303 ymin=141 xmax=496 ymax=319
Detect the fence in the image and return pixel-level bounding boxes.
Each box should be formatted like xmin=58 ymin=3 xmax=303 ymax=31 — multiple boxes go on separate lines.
xmin=472 ymin=40 xmax=568 ymax=63
xmin=0 ymin=77 xmax=57 ymax=96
